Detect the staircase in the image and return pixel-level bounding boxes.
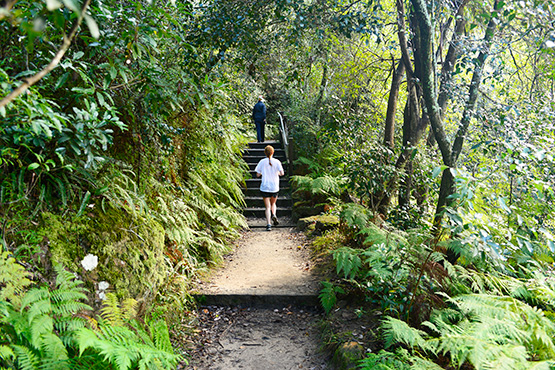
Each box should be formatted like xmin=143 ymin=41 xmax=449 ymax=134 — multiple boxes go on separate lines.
xmin=242 ymin=140 xmax=293 ymax=227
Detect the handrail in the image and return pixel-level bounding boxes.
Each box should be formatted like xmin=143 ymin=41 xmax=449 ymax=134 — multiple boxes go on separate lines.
xmin=278 ymin=112 xmax=288 ymax=148
xmin=277 ymin=112 xmax=291 ymax=175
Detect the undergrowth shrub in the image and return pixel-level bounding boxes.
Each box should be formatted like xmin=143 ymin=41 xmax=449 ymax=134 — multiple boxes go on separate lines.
xmin=0 ymin=259 xmax=181 ymax=370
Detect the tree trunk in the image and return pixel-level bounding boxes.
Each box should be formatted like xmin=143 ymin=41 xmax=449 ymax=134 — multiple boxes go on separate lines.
xmin=399 ymin=159 xmax=413 ymax=209
xmin=383 ymin=59 xmax=406 ymax=149
xmin=432 ymin=0 xmax=500 ymax=232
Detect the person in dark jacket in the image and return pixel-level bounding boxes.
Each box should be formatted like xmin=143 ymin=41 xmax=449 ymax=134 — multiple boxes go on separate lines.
xmin=252 ymin=95 xmax=267 ymax=142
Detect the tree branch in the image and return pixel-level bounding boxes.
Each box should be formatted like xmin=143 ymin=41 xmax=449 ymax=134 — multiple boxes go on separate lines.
xmin=0 ymin=0 xmax=93 ymax=109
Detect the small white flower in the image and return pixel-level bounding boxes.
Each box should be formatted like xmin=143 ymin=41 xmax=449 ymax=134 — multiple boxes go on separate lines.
xmin=98 ymin=281 xmax=109 ymax=291
xmin=81 ymin=254 xmax=98 ymax=271
xmin=98 ymin=291 xmax=106 ymax=300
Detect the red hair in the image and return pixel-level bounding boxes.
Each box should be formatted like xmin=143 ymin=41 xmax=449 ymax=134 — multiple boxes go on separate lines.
xmin=264 ymin=145 xmax=274 ymax=166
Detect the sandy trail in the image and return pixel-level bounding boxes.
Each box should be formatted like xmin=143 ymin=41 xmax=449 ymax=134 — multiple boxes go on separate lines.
xmin=186 ymin=227 xmax=330 ymax=369
xmin=201 ymin=228 xmax=320 ymax=296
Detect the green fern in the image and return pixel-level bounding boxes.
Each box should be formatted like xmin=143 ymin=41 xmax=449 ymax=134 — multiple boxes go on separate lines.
xmin=292 ymin=174 xmax=345 ymax=197
xmin=294 ymin=156 xmax=324 ymax=175
xmin=358 ymin=350 xmax=411 ymax=370
xmin=382 ymin=293 xmax=555 ymax=370
xmin=319 ymin=281 xmax=344 ymax=314
xmin=339 ymin=203 xmax=370 ymax=230
xmin=382 ymin=317 xmax=435 ymax=352
xmin=333 ymin=247 xmax=363 ymax=280
xmin=77 ymin=295 xmax=182 ymax=370
xmin=0 ymin=251 xmax=32 ymax=307
xmin=0 ymin=264 xmax=90 ymax=370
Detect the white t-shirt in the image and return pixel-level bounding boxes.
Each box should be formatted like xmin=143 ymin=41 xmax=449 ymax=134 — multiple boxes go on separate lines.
xmin=254 ymin=157 xmax=284 ymax=193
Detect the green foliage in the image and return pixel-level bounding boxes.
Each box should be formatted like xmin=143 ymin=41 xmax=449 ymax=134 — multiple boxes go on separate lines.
xmin=343 ymin=146 xmax=397 ymax=212
xmin=0 ymin=264 xmax=180 ymax=370
xmin=292 ymin=174 xmax=346 ymax=198
xmin=0 ymin=251 xmax=32 ymax=307
xmin=0 ymin=264 xmax=90 ymax=370
xmin=358 ymin=350 xmax=411 ymax=370
xmin=77 ymin=293 xmax=182 ymax=370
xmin=319 ymin=281 xmax=345 ymax=314
xmin=381 ymin=292 xmax=555 ymax=370
xmin=0 ymin=69 xmax=125 ymax=212
xmin=339 ymin=203 xmax=370 ymax=231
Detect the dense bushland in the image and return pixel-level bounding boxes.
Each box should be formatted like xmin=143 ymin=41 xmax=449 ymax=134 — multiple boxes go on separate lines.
xmin=276 ymin=0 xmax=555 ymax=368
xmin=1 ymin=0 xmax=262 ymax=367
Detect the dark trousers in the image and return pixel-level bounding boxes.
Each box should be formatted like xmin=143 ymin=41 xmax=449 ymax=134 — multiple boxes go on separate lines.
xmin=255 ymin=120 xmax=265 ymax=142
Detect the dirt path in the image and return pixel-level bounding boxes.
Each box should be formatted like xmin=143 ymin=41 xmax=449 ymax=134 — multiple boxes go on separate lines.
xmin=201 ymin=228 xmax=319 ymax=295
xmin=185 ymin=228 xmax=331 ymax=369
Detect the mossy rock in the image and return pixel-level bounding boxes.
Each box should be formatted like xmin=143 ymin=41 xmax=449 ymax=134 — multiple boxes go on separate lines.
xmin=333 ymin=341 xmax=365 ymax=369
xmin=38 ymin=205 xmax=167 ymax=305
xmin=298 ymin=214 xmax=339 ymax=233
xmin=87 ymin=206 xmax=166 ymax=301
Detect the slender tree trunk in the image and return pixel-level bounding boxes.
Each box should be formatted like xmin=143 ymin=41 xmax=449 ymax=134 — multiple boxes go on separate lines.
xmin=410 ymin=0 xmax=499 ymax=237
xmin=399 ymin=159 xmax=413 ymax=209
xmin=315 ymin=60 xmax=328 ymax=126
xmin=383 ymin=59 xmax=406 ymax=149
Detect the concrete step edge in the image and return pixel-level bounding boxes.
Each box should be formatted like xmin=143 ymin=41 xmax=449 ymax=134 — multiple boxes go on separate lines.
xmin=192 ymin=293 xmax=320 ymax=308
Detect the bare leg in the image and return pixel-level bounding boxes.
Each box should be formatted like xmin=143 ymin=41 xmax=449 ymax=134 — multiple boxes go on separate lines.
xmin=263 ymin=197 xmax=272 ymax=225
xmin=270 ymin=196 xmax=278 ymax=218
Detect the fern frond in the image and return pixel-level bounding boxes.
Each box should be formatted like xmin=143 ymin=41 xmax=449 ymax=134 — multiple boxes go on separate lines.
xmin=333 ymin=247 xmax=362 ymax=280
xmin=148 ymin=319 xmax=173 ymax=353
xmin=381 ymin=317 xmax=435 ymax=353
xmin=0 ymin=251 xmax=31 ymax=307
xmin=120 ymin=299 xmax=138 ymax=321
xmin=53 ymin=263 xmax=85 ymax=291
xmin=100 ymin=293 xmax=123 ymax=327
xmin=11 ymin=344 xmax=39 ymax=370
xmin=29 ymin=315 xmax=54 ymax=349
xmin=409 ymin=356 xmax=445 ymax=370
xmin=340 ymin=203 xmax=369 ymax=230
xmin=23 ymin=288 xmax=51 ymax=323
xmin=0 ymin=345 xmax=14 ymax=361
xmin=319 ymin=281 xmax=344 ymax=314
xmin=38 ymin=332 xmax=70 ymax=370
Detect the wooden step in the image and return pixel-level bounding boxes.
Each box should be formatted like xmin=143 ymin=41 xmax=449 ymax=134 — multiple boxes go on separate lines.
xmin=243 ymin=187 xmax=291 ymax=197
xmin=245 ymin=178 xmax=289 ymax=189
xmin=244 ymin=195 xmax=292 ymax=208
xmin=248 ymin=141 xmax=281 ymax=150
xmin=243 ymin=207 xmax=292 ymax=218
xmin=243 ymin=148 xmax=286 ymax=157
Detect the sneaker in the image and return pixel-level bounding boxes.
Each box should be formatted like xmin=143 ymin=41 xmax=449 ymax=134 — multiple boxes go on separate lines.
xmin=266 ymin=224 xmax=272 ymax=231
xmin=271 ymin=214 xmax=279 ymax=225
